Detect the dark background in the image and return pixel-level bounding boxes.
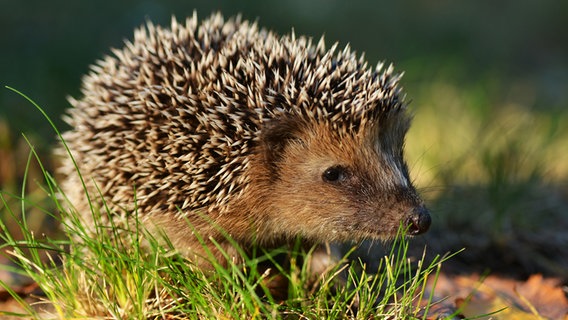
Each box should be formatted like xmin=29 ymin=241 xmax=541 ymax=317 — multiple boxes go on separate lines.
xmin=2 ymin=1 xmax=566 ymax=137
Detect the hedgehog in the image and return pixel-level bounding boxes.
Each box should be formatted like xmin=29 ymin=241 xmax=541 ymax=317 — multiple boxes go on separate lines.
xmin=58 ymin=12 xmax=431 ymax=275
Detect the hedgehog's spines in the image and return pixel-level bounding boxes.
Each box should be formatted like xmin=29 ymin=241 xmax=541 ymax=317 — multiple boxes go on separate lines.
xmin=62 ymin=11 xmax=408 ymax=222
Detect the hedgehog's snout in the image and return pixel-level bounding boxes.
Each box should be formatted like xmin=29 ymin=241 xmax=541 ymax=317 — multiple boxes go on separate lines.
xmin=405 ymin=206 xmax=431 ymax=235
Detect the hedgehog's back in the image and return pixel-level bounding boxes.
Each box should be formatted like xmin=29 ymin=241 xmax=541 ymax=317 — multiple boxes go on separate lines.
xmin=58 ymin=12 xmax=408 ymax=237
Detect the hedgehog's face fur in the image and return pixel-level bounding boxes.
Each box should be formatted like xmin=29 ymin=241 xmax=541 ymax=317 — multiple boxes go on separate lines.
xmin=258 ymin=113 xmax=431 ymax=243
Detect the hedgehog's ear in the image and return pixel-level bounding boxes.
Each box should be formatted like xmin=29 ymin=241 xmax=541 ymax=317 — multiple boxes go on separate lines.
xmin=260 ymin=117 xmax=303 ymax=167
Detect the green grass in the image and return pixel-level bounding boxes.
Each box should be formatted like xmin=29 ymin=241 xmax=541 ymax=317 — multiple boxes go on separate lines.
xmin=0 ymin=89 xmax=457 ymax=319
xmin=0 ymin=200 xmax=451 ymax=319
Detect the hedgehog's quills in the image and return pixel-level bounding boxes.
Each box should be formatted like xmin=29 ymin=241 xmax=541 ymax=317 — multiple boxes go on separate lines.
xmin=58 ymin=12 xmax=431 ymax=292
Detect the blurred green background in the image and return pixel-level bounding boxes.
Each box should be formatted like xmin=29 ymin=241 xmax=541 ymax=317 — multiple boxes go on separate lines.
xmin=1 ymin=1 xmax=567 ymax=280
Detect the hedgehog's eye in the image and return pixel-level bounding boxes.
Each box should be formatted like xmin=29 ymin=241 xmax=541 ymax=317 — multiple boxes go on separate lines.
xmin=322 ymin=166 xmax=346 ymax=183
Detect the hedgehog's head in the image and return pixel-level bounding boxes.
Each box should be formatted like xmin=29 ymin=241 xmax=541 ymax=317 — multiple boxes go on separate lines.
xmin=257 ymin=64 xmax=430 ymax=243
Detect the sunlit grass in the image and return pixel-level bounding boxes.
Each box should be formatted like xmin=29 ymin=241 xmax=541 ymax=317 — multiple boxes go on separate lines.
xmin=407 ymin=80 xmax=568 ymax=189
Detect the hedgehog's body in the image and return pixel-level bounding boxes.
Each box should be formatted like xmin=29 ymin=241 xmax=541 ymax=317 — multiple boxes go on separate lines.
xmin=59 ymin=13 xmax=430 ymax=270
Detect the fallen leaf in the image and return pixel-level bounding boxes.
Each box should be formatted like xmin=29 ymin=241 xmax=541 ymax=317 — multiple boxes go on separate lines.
xmin=514 ymin=274 xmax=568 ymax=320
xmin=424 ymin=273 xmax=568 ymax=319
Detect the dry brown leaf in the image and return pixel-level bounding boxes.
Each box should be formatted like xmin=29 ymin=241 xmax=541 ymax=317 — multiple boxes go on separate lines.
xmin=456 ymin=295 xmax=535 ymax=320
xmin=424 ymin=273 xmax=568 ymax=319
xmin=514 ymin=274 xmax=568 ymax=320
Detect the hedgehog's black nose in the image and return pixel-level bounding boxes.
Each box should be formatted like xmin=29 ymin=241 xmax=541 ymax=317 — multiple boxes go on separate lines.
xmin=406 ymin=206 xmax=431 ymax=235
